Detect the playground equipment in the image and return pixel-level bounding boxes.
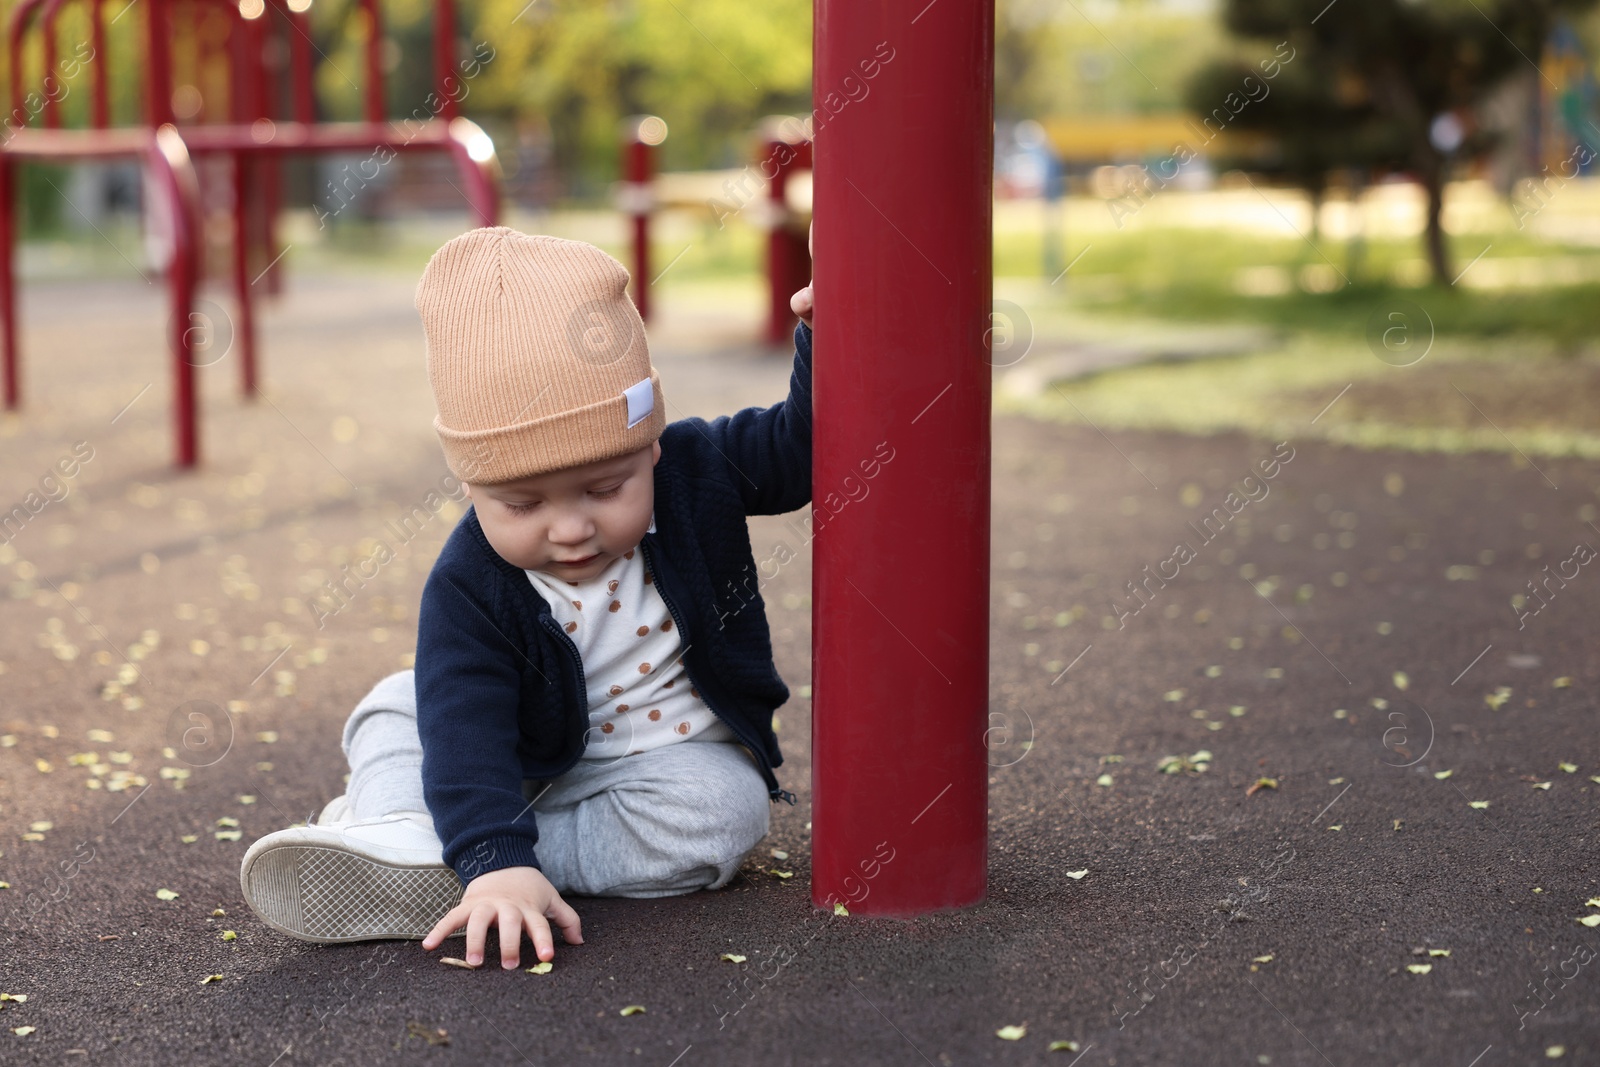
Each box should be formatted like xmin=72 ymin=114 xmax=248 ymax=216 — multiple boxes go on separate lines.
xmin=617 ymin=114 xmax=812 ymax=342
xmin=618 ymin=114 xmax=666 ymax=321
xmin=756 ymin=120 xmax=811 ymax=345
xmin=811 ymin=2 xmax=993 ymax=914
xmin=1 ymin=0 xmax=501 ymax=467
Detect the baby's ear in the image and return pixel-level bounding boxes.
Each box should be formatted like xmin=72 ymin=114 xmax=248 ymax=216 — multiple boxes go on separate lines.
xmin=652 ymin=441 xmax=662 ymax=466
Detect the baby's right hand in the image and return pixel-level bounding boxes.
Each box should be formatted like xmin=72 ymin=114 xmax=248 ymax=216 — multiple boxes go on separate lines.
xmin=422 ymin=865 xmax=583 ymax=969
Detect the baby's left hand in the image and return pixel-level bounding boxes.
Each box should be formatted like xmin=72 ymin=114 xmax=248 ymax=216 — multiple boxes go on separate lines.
xmin=790 ymin=220 xmax=813 ymax=329
xmin=790 ymin=284 xmax=813 ymax=329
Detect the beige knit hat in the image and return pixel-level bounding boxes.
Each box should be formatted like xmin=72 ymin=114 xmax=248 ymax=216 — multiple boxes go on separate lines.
xmin=415 ymin=226 xmax=665 ymax=484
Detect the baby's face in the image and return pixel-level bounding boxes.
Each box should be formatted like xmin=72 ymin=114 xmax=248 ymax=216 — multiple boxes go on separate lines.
xmin=465 ymin=440 xmax=661 ymax=581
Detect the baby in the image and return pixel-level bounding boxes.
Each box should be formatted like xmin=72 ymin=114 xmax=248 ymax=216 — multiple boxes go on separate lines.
xmin=241 ymin=225 xmax=814 ymax=969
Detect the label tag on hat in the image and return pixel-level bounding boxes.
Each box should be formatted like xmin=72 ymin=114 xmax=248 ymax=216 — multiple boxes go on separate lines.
xmin=624 ymin=376 xmax=653 ymax=429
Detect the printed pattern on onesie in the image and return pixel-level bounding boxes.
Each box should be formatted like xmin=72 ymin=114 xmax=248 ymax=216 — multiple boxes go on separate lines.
xmin=524 ymin=514 xmax=737 ymax=760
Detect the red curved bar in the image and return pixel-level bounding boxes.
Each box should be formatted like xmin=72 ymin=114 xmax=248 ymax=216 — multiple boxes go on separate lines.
xmin=7 ymin=0 xmax=52 ymax=128
xmin=148 ymin=123 xmax=204 ymax=465
xmin=443 ymin=116 xmax=499 ymax=228
xmin=1 ymin=0 xmax=501 ymax=466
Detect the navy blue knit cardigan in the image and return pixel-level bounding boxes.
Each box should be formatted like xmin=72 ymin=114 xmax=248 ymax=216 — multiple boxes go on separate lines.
xmin=414 ymin=321 xmax=812 ymax=885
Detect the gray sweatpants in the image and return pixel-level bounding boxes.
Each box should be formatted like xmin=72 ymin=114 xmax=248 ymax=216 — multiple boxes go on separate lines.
xmin=340 ymin=670 xmax=772 ymax=898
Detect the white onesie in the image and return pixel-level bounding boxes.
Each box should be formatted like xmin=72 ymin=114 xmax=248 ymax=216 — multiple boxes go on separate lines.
xmin=523 ymin=513 xmax=738 ymax=760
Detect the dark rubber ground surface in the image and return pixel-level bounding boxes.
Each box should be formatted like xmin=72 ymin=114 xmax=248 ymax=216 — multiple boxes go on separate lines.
xmin=1 ymin=278 xmax=1596 ymax=1066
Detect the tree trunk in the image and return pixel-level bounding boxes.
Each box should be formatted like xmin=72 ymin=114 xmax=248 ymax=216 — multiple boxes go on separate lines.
xmin=1346 ymin=169 xmax=1368 ymax=282
xmin=1421 ymin=156 xmax=1451 ymax=286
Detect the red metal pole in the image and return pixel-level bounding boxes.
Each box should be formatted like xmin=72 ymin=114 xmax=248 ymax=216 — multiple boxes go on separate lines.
xmin=151 ymin=124 xmax=202 ymax=467
xmin=288 ymin=6 xmax=312 ymax=125
xmin=230 ymin=3 xmax=258 ymax=396
xmin=761 ymin=126 xmax=811 ymax=344
xmin=361 ymin=0 xmax=384 ymax=125
xmin=41 ymin=0 xmax=62 ymax=129
xmin=146 ymin=0 xmax=175 ymax=127
xmin=232 ymin=152 xmax=256 ymax=395
xmin=620 ymin=115 xmax=663 ymax=321
xmin=90 ymin=0 xmax=109 ymax=128
xmin=252 ymin=6 xmax=284 ymax=295
xmin=0 ymin=154 xmax=15 ymax=409
xmin=811 ymin=1 xmax=993 ymax=915
xmin=433 ymin=0 xmax=457 ymax=122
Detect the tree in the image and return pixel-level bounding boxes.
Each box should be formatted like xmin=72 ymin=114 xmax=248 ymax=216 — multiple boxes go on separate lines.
xmin=464 ymin=0 xmax=812 ymax=194
xmin=1198 ymin=0 xmax=1600 ymax=285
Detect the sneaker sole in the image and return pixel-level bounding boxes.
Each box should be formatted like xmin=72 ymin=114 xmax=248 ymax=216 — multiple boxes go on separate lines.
xmin=241 ymin=836 xmax=466 ymax=944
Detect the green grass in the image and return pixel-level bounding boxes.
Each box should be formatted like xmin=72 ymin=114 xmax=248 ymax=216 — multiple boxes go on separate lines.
xmin=991 ymin=224 xmax=1600 ymax=458
xmin=994 ymin=226 xmax=1600 ymax=347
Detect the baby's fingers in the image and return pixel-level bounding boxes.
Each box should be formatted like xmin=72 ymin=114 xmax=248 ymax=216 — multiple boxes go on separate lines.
xmin=524 ymin=909 xmax=556 ymax=963
xmin=495 ymin=905 xmax=527 ymax=969
xmin=548 ymin=896 xmax=584 ymax=946
xmin=422 ymin=904 xmax=468 ymax=951
xmin=464 ymin=905 xmax=494 ymax=966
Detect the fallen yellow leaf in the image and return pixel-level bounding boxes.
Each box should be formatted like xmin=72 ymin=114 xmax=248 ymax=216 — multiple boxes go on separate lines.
xmin=996 ymin=1024 xmax=1026 ymax=1041
xmin=619 ymin=1005 xmax=646 ymax=1016
xmin=525 ymin=962 xmax=553 ymax=974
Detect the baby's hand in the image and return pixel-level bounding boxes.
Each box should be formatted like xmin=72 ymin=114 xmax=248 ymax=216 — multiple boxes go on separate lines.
xmin=790 ymin=219 xmax=814 ymax=329
xmin=790 ymin=284 xmax=813 ymax=329
xmin=421 ymin=865 xmax=583 ymax=969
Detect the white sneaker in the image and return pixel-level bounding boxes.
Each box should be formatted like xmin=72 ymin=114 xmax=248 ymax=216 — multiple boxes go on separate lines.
xmin=315 ymin=794 xmax=353 ymax=825
xmin=240 ymin=811 xmax=466 ymax=944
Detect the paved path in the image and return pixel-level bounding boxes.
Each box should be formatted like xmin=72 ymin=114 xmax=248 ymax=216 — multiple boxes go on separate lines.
xmin=0 ymin=274 xmax=1596 ymax=1065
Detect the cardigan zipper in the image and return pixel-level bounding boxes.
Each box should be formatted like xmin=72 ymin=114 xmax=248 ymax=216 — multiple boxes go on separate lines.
xmin=639 ymin=537 xmax=796 ymax=806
